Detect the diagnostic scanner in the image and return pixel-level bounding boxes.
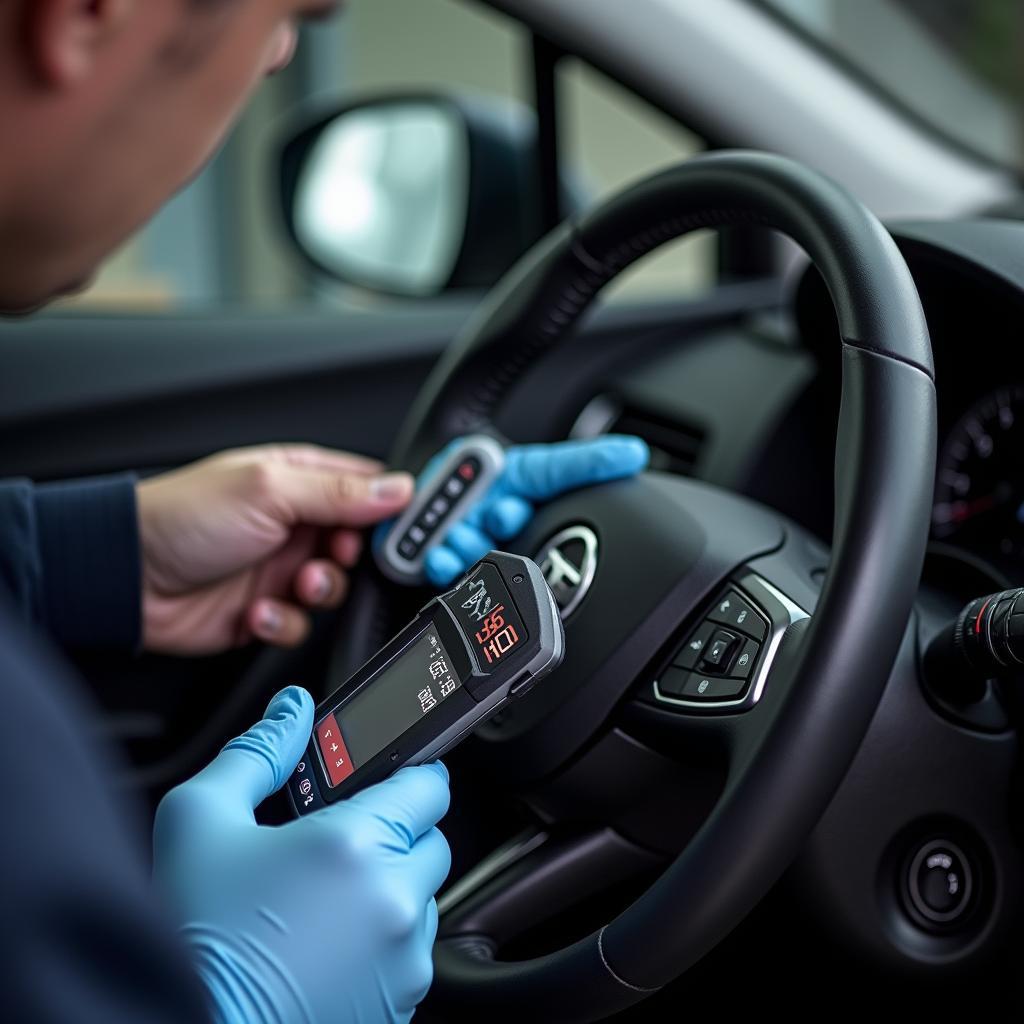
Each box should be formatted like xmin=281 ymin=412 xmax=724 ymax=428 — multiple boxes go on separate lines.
xmin=374 ymin=435 xmax=506 ymax=585
xmin=289 ymin=550 xmax=563 ymax=813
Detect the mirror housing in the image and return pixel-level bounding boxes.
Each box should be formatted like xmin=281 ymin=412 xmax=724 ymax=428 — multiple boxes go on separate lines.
xmin=279 ymin=92 xmax=556 ymax=297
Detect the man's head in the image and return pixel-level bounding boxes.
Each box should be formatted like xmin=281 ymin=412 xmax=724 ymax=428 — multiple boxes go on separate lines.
xmin=0 ymin=0 xmax=337 ymax=314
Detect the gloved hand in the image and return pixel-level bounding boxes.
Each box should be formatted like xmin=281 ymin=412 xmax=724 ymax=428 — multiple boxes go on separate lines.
xmin=414 ymin=435 xmax=649 ymax=587
xmin=153 ymin=686 xmax=450 ymax=1024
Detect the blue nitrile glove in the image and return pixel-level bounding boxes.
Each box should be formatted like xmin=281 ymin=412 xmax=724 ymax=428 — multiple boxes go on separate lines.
xmin=419 ymin=436 xmax=649 ymax=587
xmin=153 ymin=686 xmax=451 ymax=1024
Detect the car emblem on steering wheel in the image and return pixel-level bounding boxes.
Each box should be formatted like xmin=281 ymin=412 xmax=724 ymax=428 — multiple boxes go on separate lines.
xmin=536 ymin=525 xmax=598 ymax=621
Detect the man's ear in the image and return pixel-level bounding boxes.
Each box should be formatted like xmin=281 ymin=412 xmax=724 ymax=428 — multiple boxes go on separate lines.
xmin=29 ymin=0 xmax=135 ymax=87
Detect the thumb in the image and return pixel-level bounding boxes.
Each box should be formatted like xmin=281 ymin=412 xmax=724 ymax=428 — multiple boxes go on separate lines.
xmin=271 ymin=465 xmax=415 ymax=528
xmin=342 ymin=762 xmax=451 ymax=847
xmin=197 ymin=686 xmax=314 ymax=813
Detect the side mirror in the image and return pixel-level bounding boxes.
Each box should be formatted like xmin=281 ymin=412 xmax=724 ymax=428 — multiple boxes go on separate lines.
xmin=279 ymin=93 xmax=557 ymax=298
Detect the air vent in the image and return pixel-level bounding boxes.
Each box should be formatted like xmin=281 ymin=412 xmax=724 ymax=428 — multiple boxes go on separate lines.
xmin=571 ymin=396 xmax=706 ymax=477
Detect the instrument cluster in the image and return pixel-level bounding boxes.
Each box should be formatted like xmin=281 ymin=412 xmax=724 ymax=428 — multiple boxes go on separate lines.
xmin=932 ymin=385 xmax=1024 ymax=581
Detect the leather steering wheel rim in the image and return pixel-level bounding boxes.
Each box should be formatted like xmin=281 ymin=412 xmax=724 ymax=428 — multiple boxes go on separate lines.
xmin=383 ymin=151 xmax=937 ymax=1019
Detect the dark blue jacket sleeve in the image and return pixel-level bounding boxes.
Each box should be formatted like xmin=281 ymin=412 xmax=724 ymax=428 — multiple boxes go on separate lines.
xmin=0 ymin=475 xmax=141 ymax=650
xmin=0 ymin=598 xmax=212 ymax=1023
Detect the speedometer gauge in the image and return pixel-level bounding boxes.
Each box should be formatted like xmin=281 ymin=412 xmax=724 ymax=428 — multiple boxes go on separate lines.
xmin=933 ymin=386 xmax=1024 ymax=570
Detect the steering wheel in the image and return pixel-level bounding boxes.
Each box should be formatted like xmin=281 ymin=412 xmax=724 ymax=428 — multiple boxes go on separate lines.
xmin=339 ymin=152 xmax=937 ymax=1020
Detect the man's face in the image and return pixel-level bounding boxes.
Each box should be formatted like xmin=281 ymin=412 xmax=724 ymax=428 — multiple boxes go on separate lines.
xmin=0 ymin=1 xmax=337 ymax=313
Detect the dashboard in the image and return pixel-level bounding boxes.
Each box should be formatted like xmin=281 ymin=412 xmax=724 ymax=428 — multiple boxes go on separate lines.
xmin=545 ymin=216 xmax=1024 ymax=982
xmin=786 ymin=217 xmax=1024 ymax=593
xmin=556 ymin=216 xmax=1024 ymax=599
xmin=933 ymin=384 xmax=1024 ymax=579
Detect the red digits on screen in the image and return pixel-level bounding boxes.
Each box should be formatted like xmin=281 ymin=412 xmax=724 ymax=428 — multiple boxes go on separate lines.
xmin=473 ymin=603 xmax=521 ymax=664
xmin=481 ymin=624 xmax=519 ymax=664
xmin=475 ymin=605 xmax=506 ymax=644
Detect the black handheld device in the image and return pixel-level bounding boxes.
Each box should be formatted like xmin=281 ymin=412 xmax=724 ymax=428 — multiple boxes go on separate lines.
xmin=288 ymin=551 xmax=563 ymax=814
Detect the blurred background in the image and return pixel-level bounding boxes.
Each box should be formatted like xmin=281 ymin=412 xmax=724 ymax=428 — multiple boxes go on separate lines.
xmin=72 ymin=0 xmax=1024 ymax=313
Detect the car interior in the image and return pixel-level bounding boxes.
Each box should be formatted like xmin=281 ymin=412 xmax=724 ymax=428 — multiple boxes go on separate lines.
xmin=1 ymin=0 xmax=1022 ymax=1017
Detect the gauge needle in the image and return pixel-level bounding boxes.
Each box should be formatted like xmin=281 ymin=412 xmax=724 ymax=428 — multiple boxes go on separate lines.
xmin=950 ymin=494 xmax=998 ymax=524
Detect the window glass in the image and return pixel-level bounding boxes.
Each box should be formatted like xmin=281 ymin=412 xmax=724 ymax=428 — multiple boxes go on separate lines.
xmin=67 ymin=0 xmax=528 ymax=312
xmin=558 ymin=59 xmax=715 ymax=303
xmin=67 ymin=0 xmax=715 ymax=313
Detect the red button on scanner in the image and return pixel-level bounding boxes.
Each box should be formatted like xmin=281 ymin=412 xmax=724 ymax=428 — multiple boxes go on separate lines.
xmin=316 ymin=713 xmax=354 ymax=787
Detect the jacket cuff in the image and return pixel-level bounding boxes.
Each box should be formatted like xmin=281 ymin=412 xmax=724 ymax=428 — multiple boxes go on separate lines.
xmin=34 ymin=475 xmax=142 ymax=651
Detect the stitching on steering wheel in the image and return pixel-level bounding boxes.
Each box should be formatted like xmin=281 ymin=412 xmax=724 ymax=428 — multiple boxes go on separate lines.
xmin=461 ymin=263 xmax=605 ymax=427
xmin=597 ymin=926 xmax=661 ymax=993
xmin=467 ymin=208 xmax=771 ymax=426
xmin=465 ymin=201 xmax=932 ymax=431
xmin=598 ymin=208 xmax=767 ymax=273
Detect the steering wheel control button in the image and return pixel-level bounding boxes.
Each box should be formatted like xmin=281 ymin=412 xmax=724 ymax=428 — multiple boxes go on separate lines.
xmin=673 ymin=622 xmax=716 ymax=669
xmin=728 ymin=639 xmax=760 ymax=679
xmin=657 ymin=667 xmax=691 ymax=697
xmin=907 ymin=840 xmax=973 ymax=927
xmin=704 ymin=629 xmax=738 ymax=668
xmin=708 ymin=590 xmax=768 ymax=641
xmin=680 ymin=674 xmax=747 ymax=701
xmin=645 ymin=572 xmax=809 ymax=714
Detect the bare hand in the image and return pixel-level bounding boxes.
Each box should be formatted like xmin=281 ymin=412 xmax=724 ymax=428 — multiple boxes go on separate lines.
xmin=136 ymin=445 xmax=413 ymax=655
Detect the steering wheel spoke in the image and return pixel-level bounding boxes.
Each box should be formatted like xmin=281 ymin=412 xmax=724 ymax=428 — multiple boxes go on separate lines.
xmin=464 ymin=472 xmax=788 ymax=781
xmin=437 ymin=827 xmax=663 ymax=951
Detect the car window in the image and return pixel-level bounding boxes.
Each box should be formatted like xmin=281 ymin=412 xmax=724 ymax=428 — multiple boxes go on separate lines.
xmin=69 ymin=0 xmax=529 ymax=312
xmin=754 ymin=0 xmax=1024 ymax=174
xmin=558 ymin=58 xmax=714 ymax=302
xmin=68 ymin=0 xmax=714 ymax=313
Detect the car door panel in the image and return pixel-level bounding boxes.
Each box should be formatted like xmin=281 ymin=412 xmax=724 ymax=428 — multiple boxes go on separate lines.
xmin=0 ymin=282 xmax=781 ymax=803
xmin=0 ymin=307 xmax=474 ymax=480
